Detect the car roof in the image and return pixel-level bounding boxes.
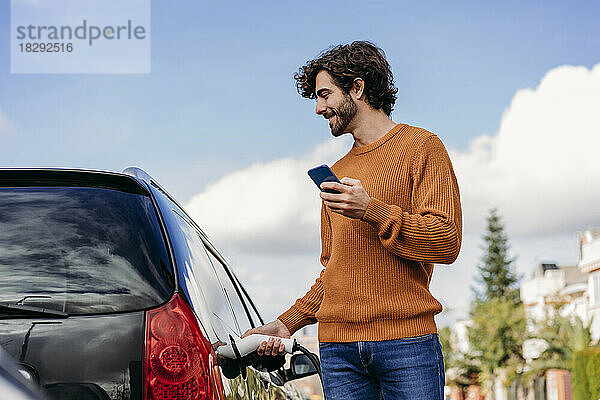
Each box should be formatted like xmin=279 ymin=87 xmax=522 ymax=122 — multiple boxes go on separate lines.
xmin=0 ymin=168 xmax=150 ymax=195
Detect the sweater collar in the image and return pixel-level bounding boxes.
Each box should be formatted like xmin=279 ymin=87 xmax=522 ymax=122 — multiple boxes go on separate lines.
xmin=348 ymin=123 xmax=406 ymax=155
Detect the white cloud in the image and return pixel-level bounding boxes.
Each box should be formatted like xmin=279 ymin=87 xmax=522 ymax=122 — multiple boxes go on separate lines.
xmin=453 ymin=63 xmax=600 ymax=237
xmin=186 ymin=136 xmax=352 ymax=256
xmin=186 ymin=62 xmax=600 ymax=326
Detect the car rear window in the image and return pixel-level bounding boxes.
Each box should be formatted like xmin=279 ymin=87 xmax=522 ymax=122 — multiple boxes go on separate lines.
xmin=0 ymin=186 xmax=174 ymax=315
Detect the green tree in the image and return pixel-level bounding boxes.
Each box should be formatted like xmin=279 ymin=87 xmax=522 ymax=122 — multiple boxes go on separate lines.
xmin=523 ymin=305 xmax=594 ymax=384
xmin=467 ymin=209 xmax=526 ymax=393
xmin=468 ymin=297 xmax=526 ymax=388
xmin=475 ymin=208 xmax=520 ymax=304
xmin=573 ymin=347 xmax=600 ymax=400
xmin=440 ymin=326 xmax=481 ymax=389
xmin=439 ymin=327 xmax=453 ymax=366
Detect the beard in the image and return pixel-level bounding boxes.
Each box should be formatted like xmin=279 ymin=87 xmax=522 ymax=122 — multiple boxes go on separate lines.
xmin=329 ymin=93 xmax=357 ymax=137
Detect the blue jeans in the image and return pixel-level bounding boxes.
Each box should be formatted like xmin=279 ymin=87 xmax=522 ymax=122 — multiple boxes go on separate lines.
xmin=318 ymin=333 xmax=445 ymax=400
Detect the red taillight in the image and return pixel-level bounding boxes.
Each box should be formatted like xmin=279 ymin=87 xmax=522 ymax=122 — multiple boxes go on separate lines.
xmin=145 ymin=294 xmax=216 ymax=400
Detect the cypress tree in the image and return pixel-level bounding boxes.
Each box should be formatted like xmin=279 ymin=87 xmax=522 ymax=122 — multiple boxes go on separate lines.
xmin=476 ymin=208 xmax=520 ymax=304
xmin=467 ymin=209 xmax=526 ymax=394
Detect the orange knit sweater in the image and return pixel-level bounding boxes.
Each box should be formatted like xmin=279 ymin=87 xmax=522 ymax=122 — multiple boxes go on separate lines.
xmin=278 ymin=123 xmax=462 ymax=342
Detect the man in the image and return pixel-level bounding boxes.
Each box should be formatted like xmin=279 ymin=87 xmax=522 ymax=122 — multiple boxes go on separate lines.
xmin=242 ymin=41 xmax=462 ymax=400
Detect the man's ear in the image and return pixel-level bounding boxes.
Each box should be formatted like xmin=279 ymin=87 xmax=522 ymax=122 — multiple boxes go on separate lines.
xmin=352 ymin=78 xmax=365 ymax=99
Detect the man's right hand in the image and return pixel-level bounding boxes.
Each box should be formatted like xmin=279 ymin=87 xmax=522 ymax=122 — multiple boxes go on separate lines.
xmin=241 ymin=319 xmax=291 ymax=356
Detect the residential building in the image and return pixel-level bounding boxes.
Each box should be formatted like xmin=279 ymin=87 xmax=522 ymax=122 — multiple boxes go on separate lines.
xmin=520 ymin=263 xmax=587 ymax=325
xmin=452 ymin=319 xmax=473 ymax=354
xmin=577 ymin=228 xmax=600 ymax=341
xmin=520 ymin=262 xmax=587 ymax=360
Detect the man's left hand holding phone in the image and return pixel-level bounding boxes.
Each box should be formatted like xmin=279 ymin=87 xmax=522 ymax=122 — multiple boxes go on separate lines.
xmin=309 ymin=164 xmax=371 ymax=219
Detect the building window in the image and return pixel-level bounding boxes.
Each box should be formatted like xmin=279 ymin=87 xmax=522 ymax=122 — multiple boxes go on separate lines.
xmin=593 ymin=273 xmax=600 ymax=307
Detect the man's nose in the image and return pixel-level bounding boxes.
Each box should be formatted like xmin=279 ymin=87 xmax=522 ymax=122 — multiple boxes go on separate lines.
xmin=316 ymin=99 xmax=327 ymax=115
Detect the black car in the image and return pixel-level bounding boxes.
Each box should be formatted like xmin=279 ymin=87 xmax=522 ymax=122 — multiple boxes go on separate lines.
xmin=0 ymin=168 xmax=317 ymax=400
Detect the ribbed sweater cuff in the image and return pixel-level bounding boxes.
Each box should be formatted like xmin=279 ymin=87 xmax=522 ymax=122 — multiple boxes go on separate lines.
xmin=361 ymin=197 xmax=397 ymax=228
xmin=277 ymin=306 xmax=310 ymax=336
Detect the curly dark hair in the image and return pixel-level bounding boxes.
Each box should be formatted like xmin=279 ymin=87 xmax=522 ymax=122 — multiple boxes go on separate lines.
xmin=294 ymin=41 xmax=398 ymax=116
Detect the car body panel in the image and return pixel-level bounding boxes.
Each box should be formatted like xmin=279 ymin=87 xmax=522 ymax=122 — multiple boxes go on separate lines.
xmin=0 ymin=313 xmax=145 ymax=400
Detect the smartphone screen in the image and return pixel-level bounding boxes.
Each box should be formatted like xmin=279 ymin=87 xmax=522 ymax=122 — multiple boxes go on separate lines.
xmin=308 ymin=164 xmax=341 ymax=194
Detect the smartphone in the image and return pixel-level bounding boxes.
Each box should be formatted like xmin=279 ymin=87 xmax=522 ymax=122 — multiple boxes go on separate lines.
xmin=308 ymin=164 xmax=341 ymax=194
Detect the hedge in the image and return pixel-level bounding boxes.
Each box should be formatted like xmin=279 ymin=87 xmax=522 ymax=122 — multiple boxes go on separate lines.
xmin=572 ymin=347 xmax=600 ymax=400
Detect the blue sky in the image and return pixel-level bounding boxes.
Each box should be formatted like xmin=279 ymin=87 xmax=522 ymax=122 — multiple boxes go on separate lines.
xmin=2 ymin=1 xmax=600 ymax=327
xmin=1 ymin=0 xmax=599 ymax=201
